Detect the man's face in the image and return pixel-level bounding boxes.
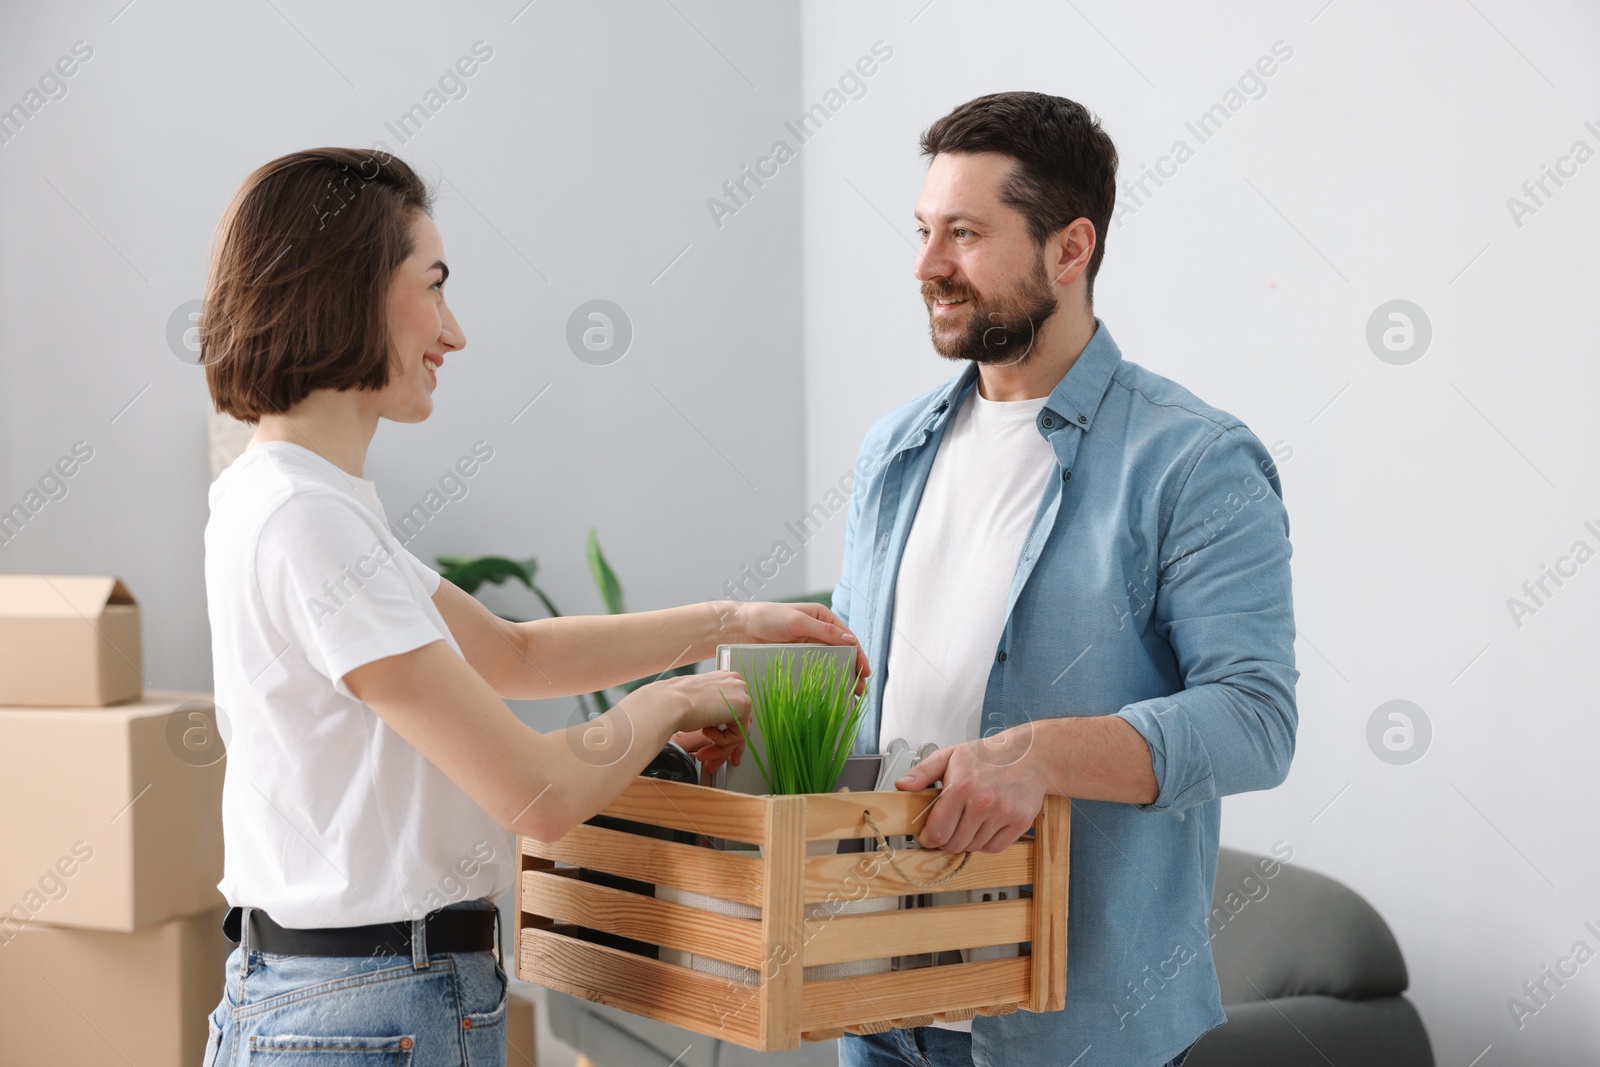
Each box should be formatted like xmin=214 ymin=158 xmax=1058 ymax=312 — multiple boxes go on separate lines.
xmin=914 ymin=151 xmax=1057 ymax=367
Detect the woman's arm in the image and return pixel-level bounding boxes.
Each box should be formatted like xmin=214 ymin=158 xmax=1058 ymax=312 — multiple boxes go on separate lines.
xmin=344 ymin=638 xmax=750 ymax=840
xmin=433 ymin=579 xmax=866 ymax=701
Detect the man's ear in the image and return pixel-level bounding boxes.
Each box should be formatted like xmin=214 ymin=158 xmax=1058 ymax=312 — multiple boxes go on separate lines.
xmin=1049 ymin=217 xmax=1096 ymax=289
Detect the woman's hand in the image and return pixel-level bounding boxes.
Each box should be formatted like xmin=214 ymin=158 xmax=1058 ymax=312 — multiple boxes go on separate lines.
xmin=673 ymin=726 xmax=745 ymax=776
xmin=730 ymin=601 xmax=870 ymax=693
xmin=636 ymin=669 xmax=751 ymax=735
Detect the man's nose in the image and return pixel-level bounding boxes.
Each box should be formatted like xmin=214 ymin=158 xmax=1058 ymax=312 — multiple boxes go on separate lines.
xmin=913 ymin=234 xmax=952 ymax=283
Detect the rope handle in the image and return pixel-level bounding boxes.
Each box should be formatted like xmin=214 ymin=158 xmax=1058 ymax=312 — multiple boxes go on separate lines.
xmin=861 ymin=811 xmax=972 ymax=889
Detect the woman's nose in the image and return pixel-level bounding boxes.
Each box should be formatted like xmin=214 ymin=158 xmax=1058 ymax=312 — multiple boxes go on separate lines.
xmin=440 ymin=305 xmax=466 ymax=351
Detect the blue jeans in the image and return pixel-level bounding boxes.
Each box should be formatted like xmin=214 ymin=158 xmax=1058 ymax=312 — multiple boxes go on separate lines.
xmin=839 ymin=1028 xmax=1193 ymax=1067
xmin=203 ymin=898 xmax=508 ymax=1066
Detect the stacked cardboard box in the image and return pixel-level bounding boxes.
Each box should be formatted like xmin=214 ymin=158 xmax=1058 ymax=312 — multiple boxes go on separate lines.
xmin=0 ymin=575 xmax=541 ymax=1063
xmin=0 ymin=575 xmax=230 ymax=1065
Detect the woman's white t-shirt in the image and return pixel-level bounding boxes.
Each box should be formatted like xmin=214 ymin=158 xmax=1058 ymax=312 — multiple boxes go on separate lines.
xmin=206 ymin=440 xmax=514 ymax=928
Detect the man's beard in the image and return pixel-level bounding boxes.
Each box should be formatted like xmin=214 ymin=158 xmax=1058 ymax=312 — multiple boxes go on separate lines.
xmin=922 ymin=261 xmax=1057 ymax=367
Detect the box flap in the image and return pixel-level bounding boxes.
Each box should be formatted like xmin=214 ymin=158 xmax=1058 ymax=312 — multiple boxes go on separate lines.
xmin=0 ymin=575 xmax=134 ymax=618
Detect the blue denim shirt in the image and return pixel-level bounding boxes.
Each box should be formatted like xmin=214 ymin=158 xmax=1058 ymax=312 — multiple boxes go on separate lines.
xmin=831 ymin=319 xmax=1297 ymax=1067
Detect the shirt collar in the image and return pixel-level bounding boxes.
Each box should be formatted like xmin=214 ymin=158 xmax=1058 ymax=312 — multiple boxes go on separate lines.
xmin=1041 ymin=316 xmax=1122 ymax=435
xmin=890 ymin=317 xmax=1124 ymax=454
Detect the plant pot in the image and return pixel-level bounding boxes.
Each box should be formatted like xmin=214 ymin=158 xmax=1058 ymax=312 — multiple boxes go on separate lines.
xmin=657 ymin=839 xmax=897 ymax=982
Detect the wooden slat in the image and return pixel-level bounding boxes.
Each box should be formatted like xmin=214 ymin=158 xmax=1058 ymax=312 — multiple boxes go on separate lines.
xmin=799 ymin=957 xmax=1029 ymax=1032
xmin=804 ymin=898 xmax=1030 ymax=967
xmin=512 ymin=849 xmax=556 ymax=981
xmin=513 ymin=843 xmax=527 ymax=980
xmin=520 ymin=926 xmax=764 ymax=1049
xmin=803 ymin=789 xmax=941 ymax=841
xmin=758 ymin=796 xmax=806 ymax=1052
xmin=1027 ymin=795 xmax=1070 ymax=1013
xmin=522 ymin=823 xmax=763 ymax=907
xmin=596 ymin=777 xmax=771 ymax=843
xmin=522 ymin=869 xmax=764 ymax=969
xmin=803 ymin=839 xmax=1032 ymax=902
xmin=803 ymin=1003 xmax=1018 ymax=1041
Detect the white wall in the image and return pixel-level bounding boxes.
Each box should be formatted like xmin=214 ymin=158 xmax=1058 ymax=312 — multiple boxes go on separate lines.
xmin=5 ymin=1 xmax=1599 ymax=1062
xmin=0 ymin=0 xmax=806 ymax=738
xmin=799 ymin=1 xmax=1600 ymax=1063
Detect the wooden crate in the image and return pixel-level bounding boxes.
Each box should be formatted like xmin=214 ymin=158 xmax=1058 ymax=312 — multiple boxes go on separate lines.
xmin=514 ymin=777 xmax=1069 ymax=1052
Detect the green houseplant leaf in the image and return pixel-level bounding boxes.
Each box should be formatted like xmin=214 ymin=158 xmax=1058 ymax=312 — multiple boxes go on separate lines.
xmin=435 ymin=555 xmax=561 ymax=620
xmin=586 ymin=529 xmax=626 ymax=616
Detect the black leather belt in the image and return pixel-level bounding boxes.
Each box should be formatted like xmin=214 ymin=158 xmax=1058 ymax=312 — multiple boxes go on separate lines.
xmin=223 ymin=905 xmax=497 ymax=957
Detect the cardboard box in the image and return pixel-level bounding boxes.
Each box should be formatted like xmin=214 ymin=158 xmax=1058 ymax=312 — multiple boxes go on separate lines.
xmin=0 ymin=906 xmax=227 ymax=1067
xmin=0 ymin=574 xmax=142 ymax=706
xmin=0 ymin=691 xmax=225 ymax=932
xmin=506 ymin=989 xmax=538 ymax=1066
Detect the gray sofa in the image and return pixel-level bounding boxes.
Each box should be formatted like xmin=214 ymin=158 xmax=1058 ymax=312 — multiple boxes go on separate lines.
xmin=1185 ymin=848 xmax=1433 ymax=1065
xmin=544 ymin=847 xmax=1433 ymax=1066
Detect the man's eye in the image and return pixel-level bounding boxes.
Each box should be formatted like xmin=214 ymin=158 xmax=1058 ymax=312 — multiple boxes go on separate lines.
xmin=915 ymin=228 xmax=929 ymax=241
xmin=953 ymin=228 xmax=972 ymax=239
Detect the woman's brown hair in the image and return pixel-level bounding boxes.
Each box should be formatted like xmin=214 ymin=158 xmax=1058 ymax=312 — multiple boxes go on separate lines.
xmin=203 ymin=148 xmax=433 ymax=421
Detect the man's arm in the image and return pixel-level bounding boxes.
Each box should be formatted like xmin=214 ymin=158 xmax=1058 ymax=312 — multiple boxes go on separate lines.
xmin=1110 ymin=425 xmax=1298 ymax=810
xmin=899 ymin=425 xmax=1297 ymax=852
xmin=897 ymin=714 xmax=1156 ymax=853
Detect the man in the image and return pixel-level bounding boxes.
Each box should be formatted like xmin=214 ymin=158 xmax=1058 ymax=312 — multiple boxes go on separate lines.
xmin=831 ymin=92 xmax=1298 ymax=1067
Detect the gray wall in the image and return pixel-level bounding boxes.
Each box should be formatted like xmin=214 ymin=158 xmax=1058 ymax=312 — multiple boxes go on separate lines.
xmin=797 ymin=2 xmax=1600 ymax=1064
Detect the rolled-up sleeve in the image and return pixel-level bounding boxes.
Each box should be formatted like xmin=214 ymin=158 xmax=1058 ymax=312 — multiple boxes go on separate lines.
xmin=1115 ymin=425 xmax=1299 ymax=814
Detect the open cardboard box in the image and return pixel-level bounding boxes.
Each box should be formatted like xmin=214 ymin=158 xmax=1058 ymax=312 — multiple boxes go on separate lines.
xmin=0 ymin=574 xmax=142 ymax=706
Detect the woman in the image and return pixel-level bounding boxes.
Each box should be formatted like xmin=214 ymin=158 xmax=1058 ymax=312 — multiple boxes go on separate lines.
xmin=198 ymin=148 xmax=864 ymax=1065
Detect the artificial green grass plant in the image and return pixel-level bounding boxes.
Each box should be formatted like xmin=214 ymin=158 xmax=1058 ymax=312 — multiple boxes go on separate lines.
xmin=725 ymin=650 xmax=866 ymax=795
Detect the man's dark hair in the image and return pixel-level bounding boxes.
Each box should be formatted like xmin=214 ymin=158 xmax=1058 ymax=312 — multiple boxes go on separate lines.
xmin=920 ymin=92 xmax=1118 ymax=306
xmin=203 ymin=147 xmax=433 ymax=421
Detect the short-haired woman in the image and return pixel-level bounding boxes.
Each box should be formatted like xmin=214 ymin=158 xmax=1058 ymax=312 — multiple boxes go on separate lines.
xmin=199 ymin=148 xmax=864 ymax=1066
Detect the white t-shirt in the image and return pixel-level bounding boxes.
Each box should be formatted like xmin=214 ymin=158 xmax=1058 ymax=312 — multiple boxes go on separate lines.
xmin=879 ymin=387 xmax=1057 ymax=1030
xmin=206 ymin=440 xmax=514 ymax=928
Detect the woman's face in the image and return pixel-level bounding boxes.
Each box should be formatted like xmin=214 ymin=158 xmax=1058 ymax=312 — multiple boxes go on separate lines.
xmin=379 ymin=211 xmax=465 ymax=423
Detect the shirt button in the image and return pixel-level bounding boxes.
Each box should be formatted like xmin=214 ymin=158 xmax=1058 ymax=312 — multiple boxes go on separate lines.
xmin=997 ymin=650 xmax=1008 ymax=663
xmin=1063 ymin=469 xmax=1073 ymax=481
xmin=1042 ymin=415 xmax=1054 ymax=428
xmin=1077 ymin=414 xmax=1088 ymax=424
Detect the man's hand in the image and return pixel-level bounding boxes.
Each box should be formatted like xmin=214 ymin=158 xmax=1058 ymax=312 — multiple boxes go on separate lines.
xmin=895 ymin=727 xmax=1049 ymax=854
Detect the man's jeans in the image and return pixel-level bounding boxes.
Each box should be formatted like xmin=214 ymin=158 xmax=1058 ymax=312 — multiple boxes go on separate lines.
xmin=839 ymin=1027 xmax=1194 ymax=1067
